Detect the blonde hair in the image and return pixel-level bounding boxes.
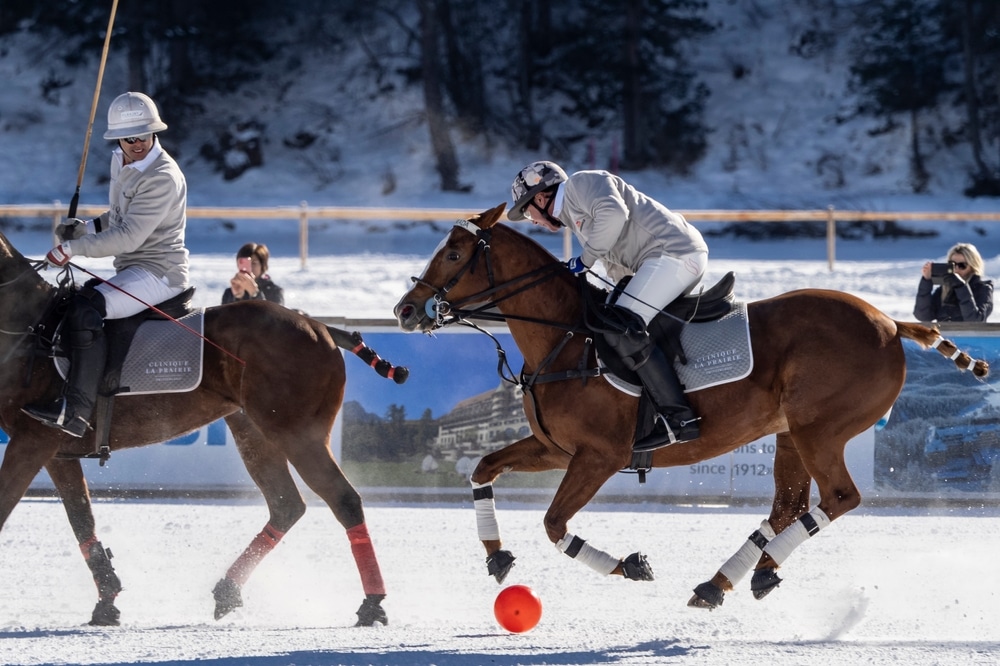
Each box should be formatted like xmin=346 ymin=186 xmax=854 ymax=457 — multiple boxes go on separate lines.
xmin=946 ymin=243 xmax=985 ymax=276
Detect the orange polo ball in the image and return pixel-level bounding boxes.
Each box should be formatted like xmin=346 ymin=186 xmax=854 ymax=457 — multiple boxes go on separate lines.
xmin=494 ymin=584 xmax=542 ymax=633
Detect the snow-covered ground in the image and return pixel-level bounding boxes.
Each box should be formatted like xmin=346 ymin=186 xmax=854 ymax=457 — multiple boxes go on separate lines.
xmin=1 ymin=499 xmax=998 ymax=666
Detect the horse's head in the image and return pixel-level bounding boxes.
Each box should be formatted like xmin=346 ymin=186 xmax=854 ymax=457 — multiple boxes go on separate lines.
xmin=395 ymin=203 xmax=509 ymax=333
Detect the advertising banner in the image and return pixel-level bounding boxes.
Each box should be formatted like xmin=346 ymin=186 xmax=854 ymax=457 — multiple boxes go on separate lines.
xmin=10 ymin=323 xmax=998 ymax=504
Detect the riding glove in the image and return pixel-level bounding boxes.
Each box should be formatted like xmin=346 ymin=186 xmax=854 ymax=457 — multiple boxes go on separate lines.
xmin=45 ymin=243 xmax=72 ymax=267
xmin=56 ymin=218 xmax=95 ymax=241
xmin=565 ymin=256 xmax=588 ymax=274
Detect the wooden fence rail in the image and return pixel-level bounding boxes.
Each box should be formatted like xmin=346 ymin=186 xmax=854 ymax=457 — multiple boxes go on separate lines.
xmin=2 ymin=202 xmax=999 ymax=270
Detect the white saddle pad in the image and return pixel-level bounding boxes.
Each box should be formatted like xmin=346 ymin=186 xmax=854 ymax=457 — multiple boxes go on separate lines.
xmin=603 ymin=302 xmax=753 ymax=395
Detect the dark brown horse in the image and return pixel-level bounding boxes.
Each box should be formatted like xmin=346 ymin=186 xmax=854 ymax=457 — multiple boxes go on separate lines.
xmin=394 ymin=203 xmax=989 ymax=608
xmin=0 ymin=231 xmax=406 ymax=626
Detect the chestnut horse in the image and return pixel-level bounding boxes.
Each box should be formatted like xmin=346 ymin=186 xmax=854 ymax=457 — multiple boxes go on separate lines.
xmin=394 ymin=203 xmax=989 ymax=609
xmin=0 ymin=231 xmax=407 ymax=627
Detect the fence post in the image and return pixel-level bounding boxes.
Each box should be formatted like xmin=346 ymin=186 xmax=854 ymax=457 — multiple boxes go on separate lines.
xmin=299 ymin=200 xmax=309 ymax=269
xmin=826 ymin=205 xmax=835 ymax=271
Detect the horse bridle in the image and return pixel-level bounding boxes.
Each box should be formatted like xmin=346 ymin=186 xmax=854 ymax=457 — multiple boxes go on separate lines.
xmin=407 ymin=219 xmax=601 ymax=391
xmin=408 ymin=219 xmax=579 ymax=332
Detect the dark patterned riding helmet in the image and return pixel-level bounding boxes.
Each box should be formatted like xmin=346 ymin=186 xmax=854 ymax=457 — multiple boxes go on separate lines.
xmin=508 ymin=161 xmax=568 ymax=221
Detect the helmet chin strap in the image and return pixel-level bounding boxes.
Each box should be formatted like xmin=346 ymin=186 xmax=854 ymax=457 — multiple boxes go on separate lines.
xmin=526 ymin=200 xmax=564 ymax=229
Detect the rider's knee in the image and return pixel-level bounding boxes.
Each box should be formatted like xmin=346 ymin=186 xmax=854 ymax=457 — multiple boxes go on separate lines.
xmin=66 ymin=288 xmax=106 ymax=347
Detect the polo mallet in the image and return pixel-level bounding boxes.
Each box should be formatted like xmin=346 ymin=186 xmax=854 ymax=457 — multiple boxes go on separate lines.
xmin=68 ymin=0 xmax=120 ymax=219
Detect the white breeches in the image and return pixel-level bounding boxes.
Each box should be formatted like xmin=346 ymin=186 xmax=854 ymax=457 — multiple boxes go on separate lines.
xmin=94 ymin=266 xmax=185 ymax=320
xmin=614 ymin=251 xmax=708 ymax=324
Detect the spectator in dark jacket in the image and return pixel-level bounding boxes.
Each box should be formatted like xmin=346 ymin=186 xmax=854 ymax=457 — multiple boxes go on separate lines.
xmin=913 ymin=242 xmax=993 ymax=322
xmin=221 ymin=242 xmax=284 ymax=305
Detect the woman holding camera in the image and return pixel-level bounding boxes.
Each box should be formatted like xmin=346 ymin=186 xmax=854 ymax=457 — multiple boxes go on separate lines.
xmin=221 ymin=242 xmax=285 ymax=305
xmin=913 ymin=242 xmax=993 ymax=322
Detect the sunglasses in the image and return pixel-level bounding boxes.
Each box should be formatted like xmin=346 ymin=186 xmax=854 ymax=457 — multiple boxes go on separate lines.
xmin=952 ymin=261 xmax=969 ymax=270
xmin=121 ymin=135 xmax=151 ymax=144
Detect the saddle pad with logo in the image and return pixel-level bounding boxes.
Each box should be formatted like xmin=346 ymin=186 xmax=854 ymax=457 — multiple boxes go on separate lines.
xmin=603 ymin=302 xmax=753 ymax=395
xmin=116 ymin=311 xmax=204 ymax=394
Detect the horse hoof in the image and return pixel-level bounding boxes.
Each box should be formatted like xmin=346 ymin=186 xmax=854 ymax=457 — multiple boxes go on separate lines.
xmin=750 ymin=567 xmax=782 ymax=600
xmin=212 ymin=577 xmax=243 ymax=620
xmin=621 ymin=552 xmax=654 ymax=581
xmin=687 ymin=581 xmax=724 ymax=609
xmin=88 ymin=599 xmax=121 ymax=626
xmin=355 ymin=594 xmax=388 ymax=626
xmin=486 ymin=550 xmax=516 ymax=584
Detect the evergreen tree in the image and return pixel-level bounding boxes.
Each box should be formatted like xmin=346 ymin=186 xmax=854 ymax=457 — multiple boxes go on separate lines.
xmin=848 ymin=0 xmax=957 ymax=193
xmin=539 ymin=0 xmax=714 ymax=171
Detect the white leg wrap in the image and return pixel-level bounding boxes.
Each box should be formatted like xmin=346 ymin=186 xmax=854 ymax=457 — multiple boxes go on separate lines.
xmin=763 ymin=507 xmax=831 ymax=565
xmin=471 ymin=481 xmax=500 ymax=541
xmin=555 ymin=532 xmax=619 ymax=576
xmin=718 ymin=519 xmax=776 ymax=585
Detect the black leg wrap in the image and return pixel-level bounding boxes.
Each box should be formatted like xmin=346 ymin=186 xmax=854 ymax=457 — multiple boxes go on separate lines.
xmin=355 ymin=593 xmax=388 ymax=627
xmin=85 ymin=541 xmax=122 ymax=602
xmin=688 ymin=581 xmax=725 ymax=610
xmin=486 ymin=549 xmax=516 ymax=584
xmin=212 ymin=577 xmax=243 ymax=620
xmin=750 ymin=567 xmax=782 ymax=600
xmin=621 ymin=552 xmax=654 ymax=581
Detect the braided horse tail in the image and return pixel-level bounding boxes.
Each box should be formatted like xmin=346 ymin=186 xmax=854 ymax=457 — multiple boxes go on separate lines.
xmin=326 ymin=325 xmax=409 ymax=384
xmin=895 ymin=321 xmax=990 ymax=378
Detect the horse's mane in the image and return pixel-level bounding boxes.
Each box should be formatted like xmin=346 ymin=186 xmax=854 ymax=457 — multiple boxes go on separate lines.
xmin=491 ymin=222 xmax=608 ymax=323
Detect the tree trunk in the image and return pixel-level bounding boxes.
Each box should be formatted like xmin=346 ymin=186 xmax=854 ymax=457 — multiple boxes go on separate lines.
xmin=910 ymin=108 xmax=929 ymax=193
xmin=514 ymin=0 xmax=540 ymax=149
xmin=419 ymin=0 xmax=462 ymax=191
xmin=621 ymin=0 xmax=643 ymax=169
xmin=961 ymin=0 xmax=989 ymax=178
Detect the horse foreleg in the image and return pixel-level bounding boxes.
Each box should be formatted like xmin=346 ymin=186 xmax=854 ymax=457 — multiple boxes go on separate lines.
xmin=46 ymin=458 xmax=122 ymax=626
xmin=470 ymin=435 xmax=570 ymax=584
xmin=689 ymin=432 xmax=810 ymax=609
xmin=543 ymin=449 xmax=653 ymax=581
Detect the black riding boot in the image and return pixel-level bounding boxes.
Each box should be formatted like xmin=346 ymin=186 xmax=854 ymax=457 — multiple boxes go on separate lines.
xmin=602 ymin=308 xmax=700 ymax=452
xmin=632 ymin=344 xmax=700 ymax=449
xmin=22 ymin=290 xmax=107 ymax=438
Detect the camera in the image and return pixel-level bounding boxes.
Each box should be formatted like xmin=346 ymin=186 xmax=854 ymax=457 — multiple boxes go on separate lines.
xmin=930 ymin=262 xmax=954 ymax=283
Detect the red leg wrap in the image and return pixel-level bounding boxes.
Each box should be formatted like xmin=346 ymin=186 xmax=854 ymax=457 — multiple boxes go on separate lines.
xmin=225 ymin=523 xmax=285 ymax=586
xmin=347 ymin=523 xmax=386 ymax=596
xmin=79 ymin=534 xmax=100 ymax=558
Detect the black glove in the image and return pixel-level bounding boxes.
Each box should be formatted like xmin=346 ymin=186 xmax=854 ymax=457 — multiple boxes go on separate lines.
xmin=943 ymin=272 xmax=967 ymax=289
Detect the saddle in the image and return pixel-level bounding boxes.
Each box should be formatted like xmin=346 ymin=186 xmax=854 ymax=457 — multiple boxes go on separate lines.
xmin=42 ymin=285 xmax=199 ymax=463
xmin=587 ymin=271 xmax=737 ymax=378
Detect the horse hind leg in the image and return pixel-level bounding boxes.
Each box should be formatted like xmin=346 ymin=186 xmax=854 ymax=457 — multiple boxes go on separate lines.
xmin=213 ymin=414 xmax=307 ymax=621
xmin=282 ymin=433 xmax=388 ymax=626
xmin=689 ymin=432 xmax=811 ymax=609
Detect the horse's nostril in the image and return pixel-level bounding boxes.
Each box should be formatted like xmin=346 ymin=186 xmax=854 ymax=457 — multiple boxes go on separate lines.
xmin=400 ymin=304 xmax=413 ymax=319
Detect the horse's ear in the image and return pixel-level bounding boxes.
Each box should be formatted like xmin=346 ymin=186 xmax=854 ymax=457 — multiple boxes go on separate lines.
xmin=478 ymin=203 xmax=507 ymax=229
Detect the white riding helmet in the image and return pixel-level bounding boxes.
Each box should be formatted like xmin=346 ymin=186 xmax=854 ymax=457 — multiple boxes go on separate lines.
xmin=103 ymin=92 xmax=168 ymax=140
xmin=508 ymin=160 xmax=568 ymax=221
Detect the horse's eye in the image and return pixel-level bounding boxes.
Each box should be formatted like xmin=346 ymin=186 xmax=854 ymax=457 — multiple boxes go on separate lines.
xmin=447 ymin=251 xmax=460 ymax=261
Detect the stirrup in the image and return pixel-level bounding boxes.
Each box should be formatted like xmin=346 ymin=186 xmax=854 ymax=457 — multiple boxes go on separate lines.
xmin=22 ymin=398 xmax=91 ymax=438
xmin=654 ymin=412 xmax=700 ymax=445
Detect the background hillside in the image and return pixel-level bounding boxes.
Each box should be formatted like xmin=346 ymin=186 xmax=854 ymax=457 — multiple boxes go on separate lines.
xmin=1 ymin=0 xmax=998 ymax=242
